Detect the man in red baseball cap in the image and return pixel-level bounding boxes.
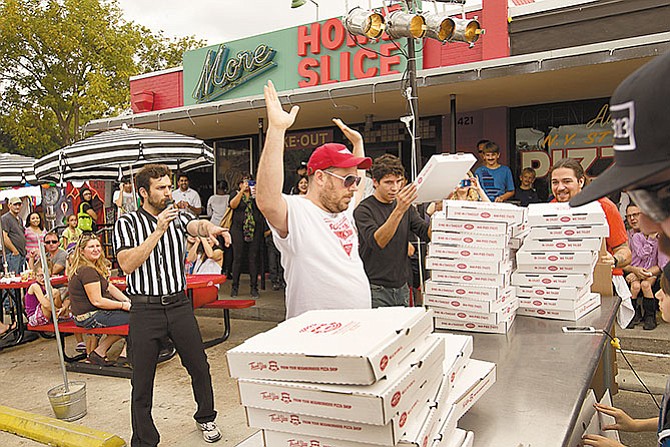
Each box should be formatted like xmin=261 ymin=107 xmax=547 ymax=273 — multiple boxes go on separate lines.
xmin=256 ymin=80 xmax=373 ymax=319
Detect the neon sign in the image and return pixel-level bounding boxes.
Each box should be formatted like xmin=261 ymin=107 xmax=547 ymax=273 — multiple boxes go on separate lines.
xmin=193 ymin=44 xmax=277 ymax=103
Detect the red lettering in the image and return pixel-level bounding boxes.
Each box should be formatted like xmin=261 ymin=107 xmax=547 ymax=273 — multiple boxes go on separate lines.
xmin=353 ymin=48 xmax=377 ymax=79
xmin=320 ymin=56 xmax=337 ymax=85
xmin=322 ymin=18 xmax=345 ymax=50
xmin=379 ymin=43 xmax=401 ymax=75
xmin=297 ymin=23 xmax=321 ymax=56
xmin=340 ymin=52 xmax=350 ymax=82
xmin=298 ymin=58 xmax=319 ymax=87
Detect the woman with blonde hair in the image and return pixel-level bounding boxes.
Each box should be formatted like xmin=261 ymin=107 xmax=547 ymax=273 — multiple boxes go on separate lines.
xmin=67 ymin=233 xmax=131 ymax=367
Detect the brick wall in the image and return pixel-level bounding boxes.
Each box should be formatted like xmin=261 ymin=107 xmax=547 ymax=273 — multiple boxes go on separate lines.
xmin=130 ymin=70 xmax=184 ymax=113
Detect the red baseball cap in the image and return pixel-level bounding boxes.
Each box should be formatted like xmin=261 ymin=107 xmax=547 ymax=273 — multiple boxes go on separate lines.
xmin=306 ymin=143 xmax=372 ymax=175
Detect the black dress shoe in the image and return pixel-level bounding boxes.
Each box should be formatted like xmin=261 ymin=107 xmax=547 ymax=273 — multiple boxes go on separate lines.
xmin=251 ymin=288 xmax=259 ymax=299
xmin=643 ymin=314 xmax=657 ymax=331
xmin=230 ymin=287 xmax=238 ymax=297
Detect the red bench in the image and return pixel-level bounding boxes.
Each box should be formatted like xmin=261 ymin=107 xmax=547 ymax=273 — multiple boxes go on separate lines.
xmin=200 ymin=299 xmax=256 ymax=348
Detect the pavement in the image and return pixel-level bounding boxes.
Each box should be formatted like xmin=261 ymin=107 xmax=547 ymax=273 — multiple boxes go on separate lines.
xmin=0 ymin=278 xmax=668 ymax=447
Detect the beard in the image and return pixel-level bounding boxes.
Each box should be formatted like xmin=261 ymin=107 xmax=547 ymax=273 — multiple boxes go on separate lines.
xmin=319 ymin=178 xmax=351 ymax=213
xmin=147 ymin=194 xmax=168 ymax=211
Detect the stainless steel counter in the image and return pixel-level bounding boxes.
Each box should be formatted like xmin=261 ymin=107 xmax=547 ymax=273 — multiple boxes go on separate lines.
xmin=458 ymin=296 xmax=620 ymax=447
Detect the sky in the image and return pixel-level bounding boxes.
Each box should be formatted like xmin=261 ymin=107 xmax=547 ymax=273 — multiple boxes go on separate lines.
xmin=115 ymin=0 xmax=478 ymax=45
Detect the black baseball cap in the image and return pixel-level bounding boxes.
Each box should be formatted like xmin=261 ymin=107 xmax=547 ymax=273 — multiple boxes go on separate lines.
xmin=571 ymin=51 xmax=670 ymax=207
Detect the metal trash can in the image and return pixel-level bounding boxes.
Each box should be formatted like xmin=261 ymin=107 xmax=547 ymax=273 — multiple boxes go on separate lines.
xmin=47 ymin=381 xmax=87 ymax=421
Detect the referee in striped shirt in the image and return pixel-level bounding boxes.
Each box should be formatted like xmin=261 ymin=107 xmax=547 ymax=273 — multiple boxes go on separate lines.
xmin=113 ymin=164 xmax=230 ymax=446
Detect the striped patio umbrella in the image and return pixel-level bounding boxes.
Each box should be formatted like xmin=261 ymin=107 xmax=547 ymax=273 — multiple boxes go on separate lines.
xmin=34 ymin=126 xmax=214 ymax=183
xmin=0 ymin=153 xmax=37 ymax=187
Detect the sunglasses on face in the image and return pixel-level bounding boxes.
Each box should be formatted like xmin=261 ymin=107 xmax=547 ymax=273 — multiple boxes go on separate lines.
xmin=323 ymin=170 xmax=362 ymax=188
xmin=44 ymin=240 xmax=59 ymax=245
xmin=627 ymin=182 xmax=670 ymax=223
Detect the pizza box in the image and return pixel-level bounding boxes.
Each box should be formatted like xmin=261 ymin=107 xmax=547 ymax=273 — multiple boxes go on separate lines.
xmin=527 ymin=225 xmax=609 ymax=240
xmin=519 ymin=289 xmax=594 ymax=312
xmin=521 ymin=238 xmax=603 ymax=252
xmin=262 ymin=430 xmax=380 ymax=447
xmin=431 ymin=334 xmax=473 ymax=389
xmin=431 ymin=213 xmax=511 ymax=237
xmin=431 ymin=300 xmax=518 ymax=325
xmin=434 ymin=312 xmax=516 ymax=335
xmin=515 ymin=280 xmax=593 ymax=300
xmin=512 ymin=271 xmax=591 ymax=288
xmin=446 ymin=359 xmax=497 ymax=420
xmin=517 ymin=293 xmax=601 ymax=321
xmin=509 ymin=231 xmax=528 ymax=250
xmin=516 ymin=253 xmax=597 ymax=274
xmin=527 ymin=202 xmax=607 ymax=227
xmin=516 ymin=250 xmax=597 ymax=265
xmin=427 ymin=243 xmax=509 ymax=263
xmin=414 ymin=153 xmax=477 ymax=204
xmin=425 ymin=290 xmax=513 ymax=314
xmin=424 ymin=281 xmax=513 ymax=301
xmin=431 ymin=269 xmax=510 ymax=288
xmin=227 ymin=307 xmax=433 ymax=385
xmin=431 ymin=231 xmax=509 ymax=250
xmin=237 ymin=336 xmax=444 ymax=425
xmin=511 ymin=221 xmax=528 ymax=238
xmin=426 ymin=257 xmax=513 ymax=275
xmin=246 ymin=373 xmax=442 ymax=446
xmin=432 ymin=428 xmax=468 ymax=447
xmin=442 ymin=201 xmax=527 ymax=226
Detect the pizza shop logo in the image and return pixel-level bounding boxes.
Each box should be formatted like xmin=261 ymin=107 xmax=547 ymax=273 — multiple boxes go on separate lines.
xmin=451 ymin=301 xmax=460 ymax=307
xmin=465 ymin=224 xmax=474 ymax=230
xmin=556 ymin=243 xmax=566 ymax=248
xmin=548 ymin=266 xmax=558 ymax=272
xmin=460 ymin=250 xmax=471 ymax=257
xmin=542 ymin=278 xmax=552 ymax=284
xmin=480 ymin=212 xmax=491 ymax=218
xmin=565 ymin=230 xmax=575 ymax=236
xmin=463 ymin=275 xmax=473 ymax=282
xmin=464 ymin=237 xmax=474 ymax=244
xmin=533 ymin=300 xmax=542 ymax=306
xmin=466 ymin=323 xmax=476 ymax=329
xmin=380 ymin=355 xmax=389 ymax=371
xmin=456 ymin=289 xmax=465 ymax=295
xmin=457 ymin=263 xmax=467 ymax=270
xmin=391 ymin=391 xmax=402 ymax=407
xmin=535 ymin=290 xmax=545 ymax=296
xmin=399 ymin=412 xmax=408 ymax=427
xmin=193 ymin=44 xmax=277 ymax=103
xmin=549 ymin=255 xmax=558 ymax=261
xmin=561 ymin=216 xmax=571 ymax=222
xmin=300 ymin=322 xmax=342 ymax=334
xmin=457 ymin=312 xmax=467 ymax=319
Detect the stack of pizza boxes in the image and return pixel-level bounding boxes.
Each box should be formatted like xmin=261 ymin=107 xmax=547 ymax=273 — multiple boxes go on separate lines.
xmin=226 ymin=307 xmax=495 ymax=447
xmin=425 ymin=201 xmax=527 ymax=334
xmin=513 ymin=202 xmax=606 ymax=320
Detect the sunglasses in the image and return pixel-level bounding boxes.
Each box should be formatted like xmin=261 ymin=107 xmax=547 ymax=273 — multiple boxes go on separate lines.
xmin=44 ymin=240 xmax=59 ymax=245
xmin=323 ymin=170 xmax=362 ymax=188
xmin=627 ymin=182 xmax=670 ymax=223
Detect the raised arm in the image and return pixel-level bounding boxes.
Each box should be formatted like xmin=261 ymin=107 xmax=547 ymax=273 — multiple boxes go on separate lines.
xmin=333 ymin=118 xmax=367 ymax=207
xmin=256 ymin=80 xmax=299 ymax=238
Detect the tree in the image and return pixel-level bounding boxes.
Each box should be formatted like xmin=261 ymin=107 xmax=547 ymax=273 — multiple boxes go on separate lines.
xmin=0 ymin=0 xmax=207 ymax=157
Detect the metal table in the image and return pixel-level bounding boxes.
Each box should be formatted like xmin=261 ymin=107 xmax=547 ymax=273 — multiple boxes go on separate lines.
xmin=459 ymin=296 xmax=620 ymax=447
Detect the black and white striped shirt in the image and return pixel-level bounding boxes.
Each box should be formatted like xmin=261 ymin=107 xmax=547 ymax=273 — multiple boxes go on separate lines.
xmin=113 ymin=207 xmax=193 ymax=296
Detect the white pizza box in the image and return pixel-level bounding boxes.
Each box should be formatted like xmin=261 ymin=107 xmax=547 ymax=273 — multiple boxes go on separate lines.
xmin=432 ymin=428 xmax=468 ymax=447
xmin=519 ymin=289 xmax=594 ymax=312
xmin=414 ymin=153 xmax=477 ymax=204
xmin=246 ymin=372 xmax=442 ymax=446
xmin=511 ymin=221 xmax=528 ymax=238
xmin=517 ymin=293 xmax=601 ymax=321
xmin=516 ymin=250 xmax=598 ymax=266
xmin=424 ymin=280 xmax=513 ymax=302
xmin=398 ymin=378 xmax=457 ymax=447
xmin=426 ymin=257 xmax=513 ymax=275
xmin=227 ymin=307 xmax=433 ymax=385
xmin=263 ymin=430 xmax=379 ymax=447
xmin=509 ymin=231 xmax=528 ymax=250
xmin=425 ymin=289 xmax=513 ymax=314
xmin=527 ymin=202 xmax=607 ymax=227
xmin=427 ymin=243 xmax=509 ymax=263
xmin=434 ymin=312 xmax=516 ymax=335
xmin=431 ymin=213 xmax=512 ymax=237
xmin=516 ymin=254 xmax=597 ymax=274
xmin=431 ymin=269 xmax=510 ymax=288
xmin=431 ymin=334 xmax=473 ymax=389
xmin=442 ymin=201 xmax=527 ymax=226
xmin=521 ymin=238 xmax=603 ymax=252
xmin=431 ymin=300 xmax=519 ymax=326
xmin=512 ymin=271 xmax=591 ymax=288
xmin=515 ymin=279 xmax=593 ymax=300
xmin=237 ymin=336 xmax=444 ymax=425
xmin=527 ymin=225 xmax=609 ymax=240
xmin=431 ymin=231 xmax=510 ymax=250
xmin=446 ymin=359 xmax=497 ymax=420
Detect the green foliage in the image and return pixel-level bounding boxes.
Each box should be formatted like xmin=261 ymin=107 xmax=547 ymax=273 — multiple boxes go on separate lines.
xmin=0 ymin=0 xmax=207 ymax=157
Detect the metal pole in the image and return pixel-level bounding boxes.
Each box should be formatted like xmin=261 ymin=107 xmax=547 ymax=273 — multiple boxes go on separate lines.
xmin=406 ymin=37 xmax=422 ymax=175
xmin=450 ymin=94 xmax=457 ymax=153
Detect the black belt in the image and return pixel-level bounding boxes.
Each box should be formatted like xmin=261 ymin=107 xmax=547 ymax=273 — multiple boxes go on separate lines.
xmin=130 ymin=291 xmax=187 ymax=306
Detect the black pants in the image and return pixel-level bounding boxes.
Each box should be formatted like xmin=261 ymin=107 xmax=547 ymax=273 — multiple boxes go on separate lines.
xmin=265 ymin=235 xmax=283 ymax=285
xmin=230 ymin=227 xmax=262 ymax=291
xmin=128 ymin=295 xmax=216 ymax=447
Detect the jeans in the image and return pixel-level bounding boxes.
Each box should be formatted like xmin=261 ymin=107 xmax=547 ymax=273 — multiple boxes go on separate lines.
xmin=370 ymin=283 xmax=410 ymax=308
xmin=128 ymin=295 xmax=216 ymax=447
xmin=265 ymin=235 xmax=284 ymax=285
xmin=76 ymin=309 xmax=129 ymax=328
xmin=2 ymin=253 xmax=25 ymax=313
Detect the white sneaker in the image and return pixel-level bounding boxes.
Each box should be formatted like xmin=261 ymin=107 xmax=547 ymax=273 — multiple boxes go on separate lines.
xmin=197 ymin=421 xmax=222 ymax=443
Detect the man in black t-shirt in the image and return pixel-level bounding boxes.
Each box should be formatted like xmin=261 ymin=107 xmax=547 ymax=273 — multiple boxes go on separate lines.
xmin=354 ymin=154 xmax=431 ymax=308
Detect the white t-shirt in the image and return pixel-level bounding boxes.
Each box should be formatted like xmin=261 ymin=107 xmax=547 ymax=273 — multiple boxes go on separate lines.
xmin=172 ymin=188 xmax=202 ymax=215
xmin=271 ymin=194 xmax=371 ymax=319
xmin=207 ymin=194 xmax=230 ymax=224
xmin=112 ymin=190 xmax=138 ymax=217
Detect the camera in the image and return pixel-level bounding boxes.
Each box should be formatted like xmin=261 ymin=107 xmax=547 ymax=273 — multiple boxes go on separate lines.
xmin=459 ymin=179 xmax=471 ymax=188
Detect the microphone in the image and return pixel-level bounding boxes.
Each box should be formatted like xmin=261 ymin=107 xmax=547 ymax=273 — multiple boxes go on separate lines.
xmin=165 ymin=199 xmax=186 ymax=232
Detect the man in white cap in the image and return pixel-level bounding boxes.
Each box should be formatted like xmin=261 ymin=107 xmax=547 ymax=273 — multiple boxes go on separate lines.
xmin=2 ymin=196 xmax=27 ymax=274
xmin=573 ymin=50 xmax=670 ymax=447
xmin=256 ymin=80 xmax=373 ymax=319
